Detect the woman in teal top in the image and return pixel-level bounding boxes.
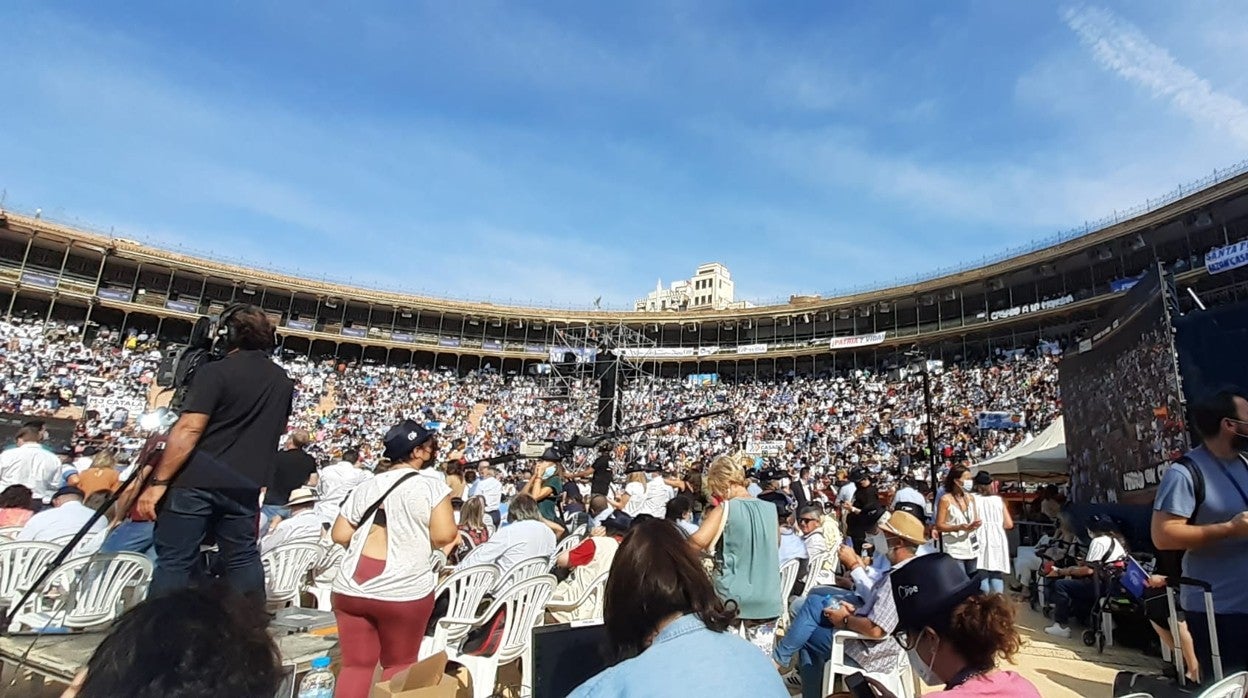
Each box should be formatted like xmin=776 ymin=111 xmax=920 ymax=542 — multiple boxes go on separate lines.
xmin=690 ymin=454 xmax=782 ymax=620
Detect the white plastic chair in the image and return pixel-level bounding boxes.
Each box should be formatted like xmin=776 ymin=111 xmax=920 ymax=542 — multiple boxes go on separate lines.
xmin=494 ymin=556 xmax=552 ymax=592
xmin=442 ymin=575 xmax=557 ymax=698
xmin=0 ymin=542 xmax=63 ymax=609
xmin=569 ymin=523 xmax=588 ymax=540
xmin=306 ymin=544 xmax=346 ymax=611
xmin=420 ymin=564 xmax=500 ymax=660
xmin=779 ymin=558 xmax=800 ymax=600
xmin=430 ymin=549 xmax=448 ymax=576
xmin=0 ymin=526 xmax=24 ymax=541
xmin=549 ymin=535 xmax=583 ymax=567
xmin=261 ymin=541 xmax=323 ymax=609
xmin=547 ymin=570 xmax=609 ymax=622
xmin=806 ymin=549 xmax=838 ymax=586
xmin=1197 ymin=671 xmax=1248 ymax=698
xmin=822 ymin=630 xmax=913 ymax=698
xmin=454 ymin=530 xmax=478 ymax=563
xmin=7 ymin=553 xmax=152 ymax=633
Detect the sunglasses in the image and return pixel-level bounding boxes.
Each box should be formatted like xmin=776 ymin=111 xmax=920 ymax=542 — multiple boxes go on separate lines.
xmin=798 ymin=517 xmax=820 ymax=524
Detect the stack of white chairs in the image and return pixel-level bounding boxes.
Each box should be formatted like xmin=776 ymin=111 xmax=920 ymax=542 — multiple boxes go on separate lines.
xmin=441 ymin=575 xmax=556 ymax=698
xmin=776 ymin=558 xmax=801 ymax=633
xmin=1194 ymin=671 xmax=1248 ymax=698
xmin=0 ymin=526 xmax=24 ymax=542
xmin=420 ymin=564 xmax=499 ymax=660
xmin=7 ymin=552 xmax=152 ymax=633
xmin=261 ymin=541 xmax=324 ymax=610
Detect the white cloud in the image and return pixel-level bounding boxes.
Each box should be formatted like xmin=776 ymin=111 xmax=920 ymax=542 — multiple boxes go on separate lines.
xmin=1062 ymin=4 xmax=1248 ymax=146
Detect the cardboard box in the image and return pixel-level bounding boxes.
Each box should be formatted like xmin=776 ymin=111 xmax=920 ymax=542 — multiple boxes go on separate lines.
xmin=370 ymin=652 xmax=471 ymax=698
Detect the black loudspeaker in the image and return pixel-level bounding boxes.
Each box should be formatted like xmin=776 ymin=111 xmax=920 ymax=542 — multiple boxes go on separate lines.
xmin=595 ymin=356 xmax=619 ymax=429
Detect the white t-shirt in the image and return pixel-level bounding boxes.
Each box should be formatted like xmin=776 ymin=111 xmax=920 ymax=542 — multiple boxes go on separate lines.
xmin=460 ymin=519 xmax=555 ymax=576
xmin=641 ymin=477 xmax=674 ymax=518
xmin=331 ymin=470 xmax=451 ymax=602
xmin=261 ymin=509 xmax=328 ymax=556
xmin=315 ymin=461 xmax=371 ymax=521
xmin=1086 ymin=535 xmax=1127 ymax=564
xmin=622 ymin=482 xmax=647 ymax=517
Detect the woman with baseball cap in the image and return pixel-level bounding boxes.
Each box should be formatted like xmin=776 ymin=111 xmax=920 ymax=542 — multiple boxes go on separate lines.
xmin=329 ymin=419 xmax=459 ymax=698
xmin=888 ymin=553 xmax=1040 ymax=696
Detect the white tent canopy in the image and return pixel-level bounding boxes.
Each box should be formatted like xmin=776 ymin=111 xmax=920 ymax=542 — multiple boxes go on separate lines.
xmin=975 ymin=418 xmax=1067 ymax=482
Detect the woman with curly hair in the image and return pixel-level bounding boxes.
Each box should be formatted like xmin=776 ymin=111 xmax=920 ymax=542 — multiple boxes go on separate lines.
xmin=887 ymin=553 xmax=1040 ymax=696
xmin=569 ymin=518 xmax=787 ymax=696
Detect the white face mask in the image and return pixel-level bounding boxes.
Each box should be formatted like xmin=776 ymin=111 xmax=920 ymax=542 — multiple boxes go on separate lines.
xmin=908 ymin=634 xmax=942 ymax=686
xmin=961 ymin=480 xmax=973 ymax=492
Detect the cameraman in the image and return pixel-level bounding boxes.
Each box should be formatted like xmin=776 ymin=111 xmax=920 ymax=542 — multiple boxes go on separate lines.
xmin=136 ymin=305 xmax=294 ymax=602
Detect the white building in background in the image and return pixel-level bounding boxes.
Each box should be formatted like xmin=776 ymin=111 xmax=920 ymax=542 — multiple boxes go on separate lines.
xmin=633 ymin=263 xmax=752 ymax=312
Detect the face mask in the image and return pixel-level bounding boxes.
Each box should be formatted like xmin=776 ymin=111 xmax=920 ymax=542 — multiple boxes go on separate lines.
xmin=961 ymin=481 xmax=973 ymax=492
xmin=543 ymin=466 xmax=556 ymax=479
xmin=908 ymin=634 xmax=942 ymax=686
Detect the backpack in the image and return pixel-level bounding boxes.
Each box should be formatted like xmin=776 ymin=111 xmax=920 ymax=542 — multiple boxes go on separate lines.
xmin=1153 ymin=455 xmax=1206 ymax=578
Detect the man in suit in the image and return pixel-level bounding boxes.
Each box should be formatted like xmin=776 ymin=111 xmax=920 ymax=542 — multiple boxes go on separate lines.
xmin=792 ymin=466 xmax=812 ymax=511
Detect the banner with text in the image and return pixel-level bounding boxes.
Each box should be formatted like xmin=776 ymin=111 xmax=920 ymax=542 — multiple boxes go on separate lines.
xmin=745 ymin=439 xmax=788 ymax=456
xmin=286 ymin=319 xmax=315 ymax=331
xmin=989 ymin=294 xmax=1075 ymax=322
xmin=482 ymin=339 xmax=503 ymax=351
xmin=829 ymin=332 xmax=887 ymax=350
xmin=341 ymin=327 xmax=367 ymax=338
xmin=736 ymin=343 xmax=768 ymax=355
xmin=165 ymin=299 xmax=198 ymax=314
xmin=88 ymin=395 xmax=148 ymax=417
xmin=1206 ymin=240 xmax=1248 ymax=275
xmin=390 ymin=331 xmax=414 ymax=342
xmin=977 ymin=411 xmax=1026 ymax=430
xmin=97 ymin=288 xmax=133 ymax=302
xmin=439 ymin=337 xmax=461 ymax=348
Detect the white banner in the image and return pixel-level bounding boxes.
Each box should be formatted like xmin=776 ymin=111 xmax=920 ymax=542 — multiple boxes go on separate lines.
xmin=746 ymin=439 xmax=787 ymax=456
xmin=989 ymin=294 xmax=1075 ymax=321
xmin=697 ymin=345 xmax=721 ymax=357
xmin=736 ymin=343 xmax=768 ymax=355
xmin=614 ymin=347 xmax=697 ymax=359
xmin=829 ymin=332 xmax=887 ymax=350
xmin=1206 ymin=240 xmax=1248 ymax=275
xmin=87 ymin=395 xmax=148 ymax=418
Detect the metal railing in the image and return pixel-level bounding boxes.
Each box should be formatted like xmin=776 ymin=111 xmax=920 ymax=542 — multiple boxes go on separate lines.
xmin=7 ymin=159 xmax=1248 ymax=310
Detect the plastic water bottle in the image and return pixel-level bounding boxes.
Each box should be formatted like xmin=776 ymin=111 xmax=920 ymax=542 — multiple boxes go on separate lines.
xmin=297 ymin=656 xmax=335 ymax=698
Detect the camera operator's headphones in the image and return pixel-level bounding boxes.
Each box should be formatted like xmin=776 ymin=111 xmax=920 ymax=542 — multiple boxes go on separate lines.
xmin=216 ymin=303 xmax=278 ymax=351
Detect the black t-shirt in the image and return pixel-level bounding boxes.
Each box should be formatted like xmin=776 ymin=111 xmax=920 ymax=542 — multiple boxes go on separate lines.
xmin=590 ymin=455 xmax=613 ymax=496
xmin=173 ymin=350 xmax=294 ymax=490
xmin=265 ymin=448 xmax=319 ymax=505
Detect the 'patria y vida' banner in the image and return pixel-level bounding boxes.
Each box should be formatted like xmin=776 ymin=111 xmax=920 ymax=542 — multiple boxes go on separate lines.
xmin=989 ymin=294 xmax=1075 ymax=322
xmin=829 ymin=332 xmax=886 ymax=350
xmin=1206 ymin=240 xmax=1248 ymax=275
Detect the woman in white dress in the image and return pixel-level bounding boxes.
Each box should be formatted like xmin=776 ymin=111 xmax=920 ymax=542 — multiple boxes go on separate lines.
xmin=973 ymin=470 xmax=1014 ymax=593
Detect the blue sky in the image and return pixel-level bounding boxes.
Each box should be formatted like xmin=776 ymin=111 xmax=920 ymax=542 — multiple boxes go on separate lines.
xmin=1 ymin=2 xmax=1247 ymax=308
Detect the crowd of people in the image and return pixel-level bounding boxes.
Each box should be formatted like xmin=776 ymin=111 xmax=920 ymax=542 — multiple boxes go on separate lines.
xmin=0 ymin=314 xmax=1074 ymax=698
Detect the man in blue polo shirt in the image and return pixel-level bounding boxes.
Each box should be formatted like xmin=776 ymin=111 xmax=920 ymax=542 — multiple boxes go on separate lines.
xmin=1153 ymin=390 xmax=1248 ymax=677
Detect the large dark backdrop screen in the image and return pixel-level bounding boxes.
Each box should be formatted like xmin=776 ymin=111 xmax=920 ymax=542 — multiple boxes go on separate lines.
xmin=1174 ymin=303 xmax=1248 ymax=410
xmin=1060 ymin=268 xmax=1187 ymax=505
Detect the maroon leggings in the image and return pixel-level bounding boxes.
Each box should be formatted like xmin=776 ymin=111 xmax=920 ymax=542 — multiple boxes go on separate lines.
xmin=332 ymin=556 xmax=435 ymax=698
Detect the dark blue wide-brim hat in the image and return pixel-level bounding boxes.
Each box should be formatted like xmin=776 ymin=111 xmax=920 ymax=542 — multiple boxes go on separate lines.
xmin=889 ymin=553 xmax=984 ymax=635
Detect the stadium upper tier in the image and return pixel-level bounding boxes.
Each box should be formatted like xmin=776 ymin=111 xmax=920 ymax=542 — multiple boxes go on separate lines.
xmin=2 ymin=166 xmax=1248 ymax=363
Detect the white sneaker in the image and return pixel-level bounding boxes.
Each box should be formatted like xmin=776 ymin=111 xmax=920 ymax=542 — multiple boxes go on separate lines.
xmin=1044 ymin=623 xmax=1071 ymax=639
